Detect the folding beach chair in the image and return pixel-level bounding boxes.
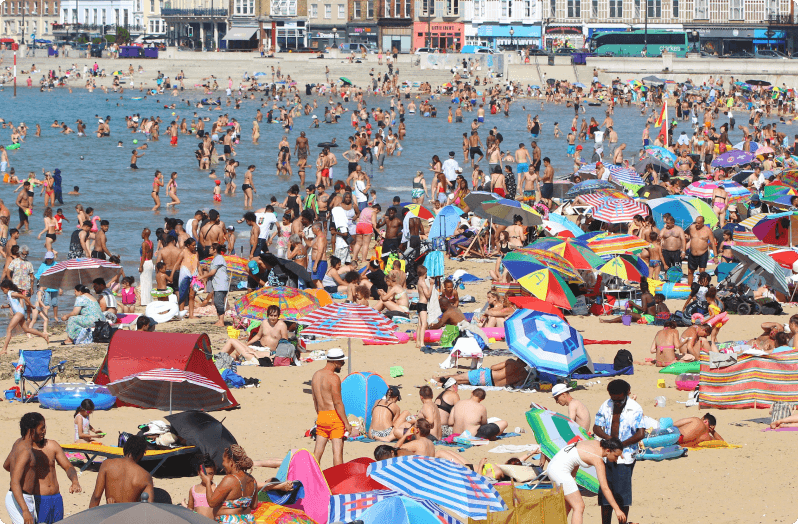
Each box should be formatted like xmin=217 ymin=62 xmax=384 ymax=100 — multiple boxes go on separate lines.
xmin=11 ymin=350 xmax=66 ymax=403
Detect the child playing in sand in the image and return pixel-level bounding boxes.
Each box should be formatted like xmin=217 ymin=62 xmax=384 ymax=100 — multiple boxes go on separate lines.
xmin=74 ymin=399 xmax=104 ymax=443
xmin=119 ymin=276 xmax=137 ymax=313
xmin=213 ymin=179 xmax=222 ymax=203
xmin=183 ymin=454 xmax=217 ymax=519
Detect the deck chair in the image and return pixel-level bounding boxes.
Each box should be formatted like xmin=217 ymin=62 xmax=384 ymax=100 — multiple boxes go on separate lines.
xmin=11 ymin=350 xmax=66 ymax=403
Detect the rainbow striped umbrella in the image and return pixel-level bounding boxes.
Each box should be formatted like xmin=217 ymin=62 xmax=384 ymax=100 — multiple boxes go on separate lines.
xmin=587 ymin=233 xmax=649 ymax=256
xmin=107 ymin=368 xmax=233 ymax=414
xmin=780 ymin=169 xmax=798 ymax=189
xmin=752 ymin=211 xmax=798 ymax=247
xmin=235 ymin=286 xmax=320 ymax=321
xmin=506 ymin=247 xmax=581 ymax=280
xmin=200 ymin=255 xmax=249 ymax=278
xmin=517 ymin=267 xmax=578 ymax=309
xmin=731 ymin=230 xmax=780 ymax=253
xmin=598 ymin=256 xmax=644 ymax=281
xmin=528 ymin=237 xmax=605 ymax=270
xmin=403 ymin=203 xmax=434 ymax=220
xmin=526 ymin=408 xmax=599 ymax=493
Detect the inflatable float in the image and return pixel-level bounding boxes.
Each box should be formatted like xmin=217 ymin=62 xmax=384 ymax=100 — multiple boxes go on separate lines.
xmin=637 ymin=445 xmax=687 ymax=461
xmin=150 ymin=287 xmax=173 ymax=299
xmin=424 ymin=327 xmax=505 ymax=344
xmin=675 ymin=373 xmax=700 ymax=391
xmin=641 ymin=426 xmax=680 ymax=448
xmin=659 ymin=361 xmax=700 ymax=375
xmin=145 ymin=294 xmax=184 ymax=323
xmin=364 ymin=331 xmax=411 ymax=345
xmin=38 ymin=383 xmax=116 ymax=411
xmin=655 ymin=282 xmax=691 ymax=299
xmin=6 ymin=144 xmax=21 ymax=150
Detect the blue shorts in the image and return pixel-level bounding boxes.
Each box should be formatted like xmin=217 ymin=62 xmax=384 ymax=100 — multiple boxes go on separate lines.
xmin=312 ymin=260 xmax=328 ymax=281
xmin=567 ymin=145 xmax=576 ymax=155
xmin=178 ymin=275 xmax=191 ymax=304
xmin=469 ymin=368 xmax=494 ymax=387
xmin=643 ymin=138 xmax=650 ymax=146
xmin=478 ymin=116 xmax=484 ymax=123
xmin=43 ymin=290 xmax=59 ymax=308
xmin=530 ymin=134 xmax=539 ymax=139
xmin=35 ymin=493 xmax=64 ymax=524
xmin=517 ymin=162 xmax=529 ymax=174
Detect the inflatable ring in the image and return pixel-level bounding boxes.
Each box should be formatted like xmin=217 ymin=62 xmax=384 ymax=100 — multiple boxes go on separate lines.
xmin=641 ymin=427 xmax=680 ymax=448
xmin=150 ymin=287 xmax=173 ymax=299
xmin=317 ymin=142 xmax=338 ymax=148
xmin=145 ymin=296 xmax=179 ymax=323
xmin=38 ymin=383 xmax=116 ymax=411
xmin=675 ymin=373 xmax=700 ymax=391
xmin=637 ymin=445 xmax=687 ymax=461
xmin=6 ymin=144 xmax=21 ymax=150
xmin=424 ymin=327 xmax=505 ymax=344
xmin=364 ymin=331 xmax=411 ymax=345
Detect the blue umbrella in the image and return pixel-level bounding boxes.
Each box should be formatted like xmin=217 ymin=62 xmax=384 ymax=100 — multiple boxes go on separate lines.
xmin=505 ymin=309 xmax=589 ymax=377
xmin=329 ymin=490 xmax=463 ymax=524
xmin=429 ymin=205 xmax=464 ymax=238
xmin=573 ymin=82 xmax=587 ymax=89
xmin=360 ymin=496 xmax=463 ymax=524
xmin=565 ymin=180 xmax=616 ymax=199
xmin=367 ymin=456 xmax=507 ymax=519
xmin=647 ymin=197 xmax=700 ymax=230
xmin=712 ymin=150 xmax=755 ymax=168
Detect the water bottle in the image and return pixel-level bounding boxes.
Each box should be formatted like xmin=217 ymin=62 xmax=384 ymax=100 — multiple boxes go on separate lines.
xmin=14 ymin=353 xmax=25 ymax=385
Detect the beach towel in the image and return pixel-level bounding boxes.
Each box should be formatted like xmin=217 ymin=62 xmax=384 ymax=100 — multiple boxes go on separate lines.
xmin=762 ymin=427 xmax=798 ymax=432
xmin=685 ymin=440 xmax=741 ymax=449
xmin=572 ymin=363 xmax=633 ymax=380
xmin=488 ymin=444 xmax=541 ymax=454
xmin=583 ymin=339 xmax=632 ymax=345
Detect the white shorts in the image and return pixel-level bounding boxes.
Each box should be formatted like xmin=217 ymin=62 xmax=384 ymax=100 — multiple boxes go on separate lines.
xmin=0 ymin=162 xmax=7 ymax=173
xmin=6 ymin=491 xmax=37 ymax=524
xmin=545 ymin=452 xmax=581 ymax=496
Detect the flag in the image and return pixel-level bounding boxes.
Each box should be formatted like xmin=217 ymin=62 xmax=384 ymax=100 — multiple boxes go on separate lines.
xmin=656 ymin=101 xmax=668 ymax=146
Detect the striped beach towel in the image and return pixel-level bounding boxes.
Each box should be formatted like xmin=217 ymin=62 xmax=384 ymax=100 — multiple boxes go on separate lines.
xmin=699 ymin=351 xmax=798 ymax=409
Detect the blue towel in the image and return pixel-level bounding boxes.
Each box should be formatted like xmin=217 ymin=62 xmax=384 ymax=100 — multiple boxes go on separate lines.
xmin=424 ymin=251 xmax=445 ymax=278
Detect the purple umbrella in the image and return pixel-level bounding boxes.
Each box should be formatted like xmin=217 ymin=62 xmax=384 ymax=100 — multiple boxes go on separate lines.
xmin=711 ymin=150 xmax=755 ymax=168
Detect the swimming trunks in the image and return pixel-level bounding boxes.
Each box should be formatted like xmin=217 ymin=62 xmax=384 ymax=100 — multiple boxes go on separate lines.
xmin=316 ymin=410 xmax=346 ymax=440
xmin=468 ymin=368 xmax=494 ymax=387
xmin=35 ymin=493 xmax=64 ymax=524
xmin=517 ymin=162 xmax=529 ymax=174
xmin=370 ymin=427 xmax=393 ymax=438
xmin=540 ymin=183 xmax=554 ymax=200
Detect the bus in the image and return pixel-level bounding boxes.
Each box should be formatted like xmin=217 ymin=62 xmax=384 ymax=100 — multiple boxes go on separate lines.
xmin=590 ymin=30 xmax=689 ymax=57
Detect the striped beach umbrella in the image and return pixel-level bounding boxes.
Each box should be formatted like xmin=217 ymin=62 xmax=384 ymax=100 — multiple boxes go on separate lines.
xmin=505 ymin=248 xmax=581 ymax=280
xmin=234 ymin=286 xmax=320 ymax=322
xmin=598 ymin=256 xmax=644 ymax=281
xmin=592 ymin=199 xmax=649 ymax=223
xmin=683 ymin=180 xmax=750 ymax=203
xmin=752 ymin=211 xmax=798 ymax=247
xmin=739 ymin=213 xmax=773 ymax=230
xmin=565 ymin=180 xmax=616 ymax=199
xmin=329 ymin=490 xmax=463 ymax=524
xmin=505 ymin=309 xmax=588 ymax=378
xmin=200 ymin=255 xmax=249 ymax=278
xmin=780 ymin=169 xmax=798 ymax=189
xmin=542 ymin=212 xmax=584 ymax=238
xmin=106 ymin=368 xmax=233 ymax=414
xmin=586 ymin=233 xmax=649 ymax=256
xmin=517 ymin=268 xmax=578 ymax=309
xmin=366 ymin=456 xmax=507 ymax=519
xmin=525 ymin=408 xmax=599 ymax=493
xmin=403 ymin=203 xmax=434 ymax=220
xmin=731 ymin=230 xmax=779 ymax=253
xmin=38 ymin=258 xmax=122 ymax=290
xmin=607 ymin=165 xmax=645 ymax=188
xmin=528 ymin=237 xmax=605 ymax=270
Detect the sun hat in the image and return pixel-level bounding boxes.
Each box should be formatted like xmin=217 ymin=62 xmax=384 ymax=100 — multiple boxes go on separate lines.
xmin=444 ymin=378 xmax=457 ymax=390
xmin=551 ymin=384 xmax=573 ymax=397
xmin=327 ymin=348 xmax=347 ymax=361
xmin=45 ymin=251 xmax=55 ymax=259
xmin=497 ymin=464 xmax=538 ymax=483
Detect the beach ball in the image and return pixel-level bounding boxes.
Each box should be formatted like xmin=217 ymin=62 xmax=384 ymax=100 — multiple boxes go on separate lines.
xmin=171 ymin=112 xmax=175 ymax=116
xmin=235 ymin=140 xmax=239 ymax=144
xmin=25 ymin=209 xmax=31 ymax=216
xmin=133 ymin=139 xmax=138 ymax=144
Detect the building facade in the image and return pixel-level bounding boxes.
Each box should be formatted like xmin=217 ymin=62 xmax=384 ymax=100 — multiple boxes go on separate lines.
xmin=1 ymin=0 xmax=60 ymax=42
xmin=461 ymin=0 xmax=542 ymax=49
xmin=413 ymin=0 xmax=464 ymax=51
xmin=161 ymin=0 xmax=227 ymax=50
xmin=307 ymin=0 xmax=347 ymax=48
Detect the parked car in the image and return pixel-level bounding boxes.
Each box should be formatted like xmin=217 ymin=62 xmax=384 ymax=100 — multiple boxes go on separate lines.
xmin=414 ymin=47 xmax=441 ymax=54
xmin=725 ymin=50 xmax=755 ymax=58
xmin=461 ymin=45 xmax=493 ymax=54
xmin=755 ymin=49 xmax=789 ymax=59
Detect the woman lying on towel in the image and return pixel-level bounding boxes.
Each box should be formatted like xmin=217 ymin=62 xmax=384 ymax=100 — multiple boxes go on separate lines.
xmin=436 ymin=358 xmax=531 ymax=388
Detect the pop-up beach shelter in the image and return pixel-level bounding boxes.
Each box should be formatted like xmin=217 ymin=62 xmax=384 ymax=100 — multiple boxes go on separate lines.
xmin=93 ymin=331 xmax=237 ymax=409
xmin=341 ymin=372 xmax=388 ymax=433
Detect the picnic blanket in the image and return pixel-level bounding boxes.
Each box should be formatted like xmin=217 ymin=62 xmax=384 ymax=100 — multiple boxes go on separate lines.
xmin=685 ymin=440 xmax=742 ymax=449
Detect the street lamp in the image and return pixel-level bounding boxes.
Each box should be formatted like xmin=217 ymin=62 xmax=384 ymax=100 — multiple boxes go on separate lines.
xmin=332 ymin=26 xmax=337 ymax=48
xmin=691 ymin=29 xmax=698 ymax=53
xmin=509 ymin=27 xmax=514 ymax=49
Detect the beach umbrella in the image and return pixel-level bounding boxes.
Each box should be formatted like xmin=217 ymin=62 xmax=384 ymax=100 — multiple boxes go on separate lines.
xmin=304 ymin=288 xmax=333 ymax=307
xmin=642 ymin=75 xmax=666 ymax=84
xmin=480 ymin=199 xmax=542 ymax=227
xmin=504 ymin=248 xmax=582 ymax=281
xmin=565 ymin=179 xmax=616 ymax=198
xmin=403 ymin=203 xmax=434 ymax=220
xmin=607 ymin=165 xmax=645 ymax=188
xmin=366 ymin=456 xmax=507 ymax=519
xmin=780 ymin=169 xmax=798 ymax=189
xmin=38 ymin=258 xmax=122 ymax=290
xmin=430 ymin=205 xmax=464 ymax=238
xmin=730 ymin=245 xmax=789 ymax=295
xmin=577 ymin=164 xmax=597 ymax=176
xmin=360 ymin=496 xmax=458 ymax=524
xmin=762 ymin=183 xmax=796 ymax=199
xmin=637 ymin=184 xmax=669 ymax=199
xmin=340 ymin=77 xmax=353 ymax=85
xmin=729 ymin=230 xmax=778 ymax=253
xmin=712 ymin=150 xmax=755 ymax=167
xmin=464 ymin=191 xmax=502 ymax=214
xmin=107 ymin=368 xmax=234 ymax=415
xmin=634 ymin=156 xmax=671 ymax=175
xmin=732 ymin=140 xmax=761 ymax=151
xmin=647 ymin=197 xmax=700 ymax=229
xmin=598 ymin=256 xmax=643 ymax=281
xmin=643 ymin=146 xmax=676 ymax=166
xmin=669 ymin=196 xmax=719 ymax=227
xmin=505 ymin=309 xmax=588 ymax=377
xmin=525 ymin=408 xmax=599 ymax=493
xmin=324 ymin=458 xmax=388 ymax=495
xmin=740 ymin=213 xmax=773 ymax=230
xmin=761 ymin=193 xmax=795 ymax=208
xmin=592 ymin=199 xmax=649 ymax=223
xmin=58 ymin=502 xmax=213 ymax=524
xmin=541 ymin=213 xmax=583 ymax=238
xmin=330 ymin=490 xmax=463 ymax=524
xmin=508 ymin=296 xmax=565 ymax=319
xmin=573 ymin=82 xmax=586 ymax=89
xmin=683 ymin=180 xmax=750 ymax=203
xmin=586 ymin=233 xmax=648 ymax=256
xmin=755 ymin=145 xmax=775 ymax=156
xmin=199 ymin=255 xmax=249 ymax=278
xmin=234 ymin=286 xmax=320 ymax=322
xmin=164 ymin=411 xmax=237 ymax=471
xmin=516 ymin=267 xmax=578 ymax=309
xmin=300 ymin=303 xmax=397 ymax=373
xmin=752 ymin=212 xmax=798 ymax=247
xmin=619 ymin=253 xmax=650 ymax=277
xmin=769 ymin=249 xmax=798 ymax=269
xmin=253 ymin=503 xmax=316 ymax=524
xmin=528 ymin=237 xmax=604 ymax=270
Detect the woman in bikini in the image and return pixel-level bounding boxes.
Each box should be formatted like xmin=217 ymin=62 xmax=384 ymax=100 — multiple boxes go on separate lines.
xmin=649 ymin=320 xmax=681 ymax=366
xmin=411 ymin=171 xmax=429 ymax=205
xmin=718 ymin=229 xmax=736 ymax=263
xmin=200 ymin=445 xmax=257 ymax=523
xmin=489 ymin=230 xmax=512 ymax=281
xmin=712 ymin=184 xmax=729 ymax=224
xmin=374 ymin=270 xmax=410 ymax=314
xmin=152 ymin=170 xmax=164 ymax=211
xmin=286 ymin=233 xmax=307 ymax=269
xmin=166 ymin=171 xmax=181 ymax=207
xmin=42 ymin=172 xmax=56 ymax=208
xmin=368 ymin=386 xmax=412 ymax=442
xmin=37 ymin=207 xmax=59 ymax=258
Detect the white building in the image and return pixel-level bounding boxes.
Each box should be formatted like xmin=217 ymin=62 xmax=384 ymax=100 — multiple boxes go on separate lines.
xmin=461 ymin=0 xmax=543 ymax=49
xmin=58 ymin=0 xmax=137 ymax=30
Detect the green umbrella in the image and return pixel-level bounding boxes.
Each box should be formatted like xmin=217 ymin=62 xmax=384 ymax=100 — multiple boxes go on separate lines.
xmin=526 ymin=408 xmax=599 ymax=493
xmin=340 ymin=77 xmax=353 ymax=85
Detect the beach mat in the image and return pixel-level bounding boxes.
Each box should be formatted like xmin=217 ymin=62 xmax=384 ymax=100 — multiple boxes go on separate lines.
xmin=761 ymin=427 xmax=798 ymax=432
xmin=583 ymin=339 xmax=632 ymax=345
xmin=573 ymin=363 xmax=633 ymax=380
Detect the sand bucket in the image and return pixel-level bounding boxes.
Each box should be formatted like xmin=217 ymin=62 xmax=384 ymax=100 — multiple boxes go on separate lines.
xmin=621 ymin=314 xmax=632 ymax=326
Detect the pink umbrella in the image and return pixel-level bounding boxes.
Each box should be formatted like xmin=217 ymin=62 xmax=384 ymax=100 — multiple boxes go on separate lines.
xmin=38 ymin=258 xmax=122 ymax=290
xmin=592 ymin=199 xmax=649 ymax=223
xmin=107 ymin=368 xmax=234 ymax=414
xmin=755 ymin=146 xmax=775 ymax=156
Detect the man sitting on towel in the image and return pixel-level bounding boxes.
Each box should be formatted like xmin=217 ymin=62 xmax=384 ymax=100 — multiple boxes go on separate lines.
xmin=436 ymin=358 xmax=530 ymax=388
xmin=427 ymin=297 xmax=466 ymax=329
xmin=449 ymin=389 xmax=508 ymax=440
xmin=674 ymin=414 xmax=724 ymax=447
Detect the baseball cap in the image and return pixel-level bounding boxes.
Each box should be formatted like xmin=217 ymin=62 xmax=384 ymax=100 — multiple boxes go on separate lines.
xmin=327 ymin=348 xmax=347 ymax=361
xmin=576 ymin=145 xmax=583 ymax=150
xmin=247 ymin=259 xmax=259 ymax=274
xmin=45 ymin=251 xmax=55 ymax=259
xmin=449 ymin=151 xmax=455 ymax=157
xmin=552 ymin=384 xmax=573 ymax=397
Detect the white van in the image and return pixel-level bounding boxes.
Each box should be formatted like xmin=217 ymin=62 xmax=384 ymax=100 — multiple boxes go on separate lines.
xmin=339 ymin=42 xmax=377 ymax=53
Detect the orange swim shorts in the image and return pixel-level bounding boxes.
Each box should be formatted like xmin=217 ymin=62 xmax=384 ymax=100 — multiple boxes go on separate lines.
xmin=316 ymin=410 xmax=345 ymax=440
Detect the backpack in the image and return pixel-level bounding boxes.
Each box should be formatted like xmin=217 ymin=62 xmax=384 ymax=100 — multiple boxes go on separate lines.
xmin=613 ymin=349 xmax=634 ymax=370
xmin=92 ymin=321 xmax=116 ymax=344
xmin=759 ymin=301 xmax=783 ymax=316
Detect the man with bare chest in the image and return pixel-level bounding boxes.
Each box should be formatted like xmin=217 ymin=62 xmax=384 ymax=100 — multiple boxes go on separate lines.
xmin=5 ymin=413 xmax=45 ymax=524
xmin=89 ymin=436 xmax=153 ymax=507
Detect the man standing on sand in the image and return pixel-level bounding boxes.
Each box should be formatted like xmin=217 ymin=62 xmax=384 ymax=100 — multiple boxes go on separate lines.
xmin=686 ymin=216 xmax=717 ymax=285
xmin=89 ymin=436 xmax=154 ymax=507
xmin=311 ymin=348 xmax=358 ymax=466
xmin=4 ymin=415 xmax=82 ymax=524
xmin=5 ymin=413 xmax=45 ymax=524
xmin=552 ymin=384 xmax=591 ymax=432
xmin=659 ymin=214 xmax=686 ymax=274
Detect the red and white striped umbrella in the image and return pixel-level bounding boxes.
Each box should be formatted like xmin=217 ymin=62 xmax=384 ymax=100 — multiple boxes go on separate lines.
xmin=106 ymin=368 xmax=233 ymax=414
xmin=592 ymin=199 xmax=649 ymax=223
xmin=300 ymin=303 xmax=397 ymax=372
xmin=39 ymin=258 xmax=122 ymax=290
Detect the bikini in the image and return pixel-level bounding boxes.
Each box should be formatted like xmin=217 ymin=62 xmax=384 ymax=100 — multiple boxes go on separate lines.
xmin=215 ymin=474 xmax=255 ymax=523
xmin=370 ymin=403 xmax=397 ymax=438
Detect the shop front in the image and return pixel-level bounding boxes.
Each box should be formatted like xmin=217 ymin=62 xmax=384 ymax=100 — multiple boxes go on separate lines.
xmin=412 ymin=22 xmax=464 ymax=51
xmin=476 ymin=24 xmax=541 ymax=49
xmin=309 ymin=27 xmax=337 ymax=49
xmin=544 ymin=25 xmax=585 ymax=50
xmin=379 ymin=21 xmax=412 ymax=53
xmin=347 ymin=23 xmax=379 ymax=47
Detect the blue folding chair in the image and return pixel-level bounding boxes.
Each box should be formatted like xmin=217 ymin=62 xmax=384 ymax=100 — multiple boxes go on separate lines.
xmin=11 ymin=350 xmax=66 ymax=403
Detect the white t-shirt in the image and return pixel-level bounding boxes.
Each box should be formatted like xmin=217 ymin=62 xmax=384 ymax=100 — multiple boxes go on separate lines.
xmin=256 ymin=212 xmax=278 ymax=240
xmin=442 ymin=158 xmax=460 ymax=183
xmin=594 ymin=130 xmax=604 ymax=144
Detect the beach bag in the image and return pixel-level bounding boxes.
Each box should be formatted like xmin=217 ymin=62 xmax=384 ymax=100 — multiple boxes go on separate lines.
xmin=92 ymin=321 xmax=116 ymax=344
xmin=118 ymin=432 xmax=135 ymax=448
xmin=213 ymin=352 xmax=237 ymax=373
xmin=75 ymin=328 xmax=94 ymax=345
xmin=221 ymin=369 xmax=246 ymax=388
xmin=273 ymin=339 xmax=296 ymax=367
xmin=440 ymin=325 xmax=461 ymax=348
xmin=613 ymin=349 xmax=634 ymax=371
xmin=759 ymin=301 xmax=783 ymax=316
